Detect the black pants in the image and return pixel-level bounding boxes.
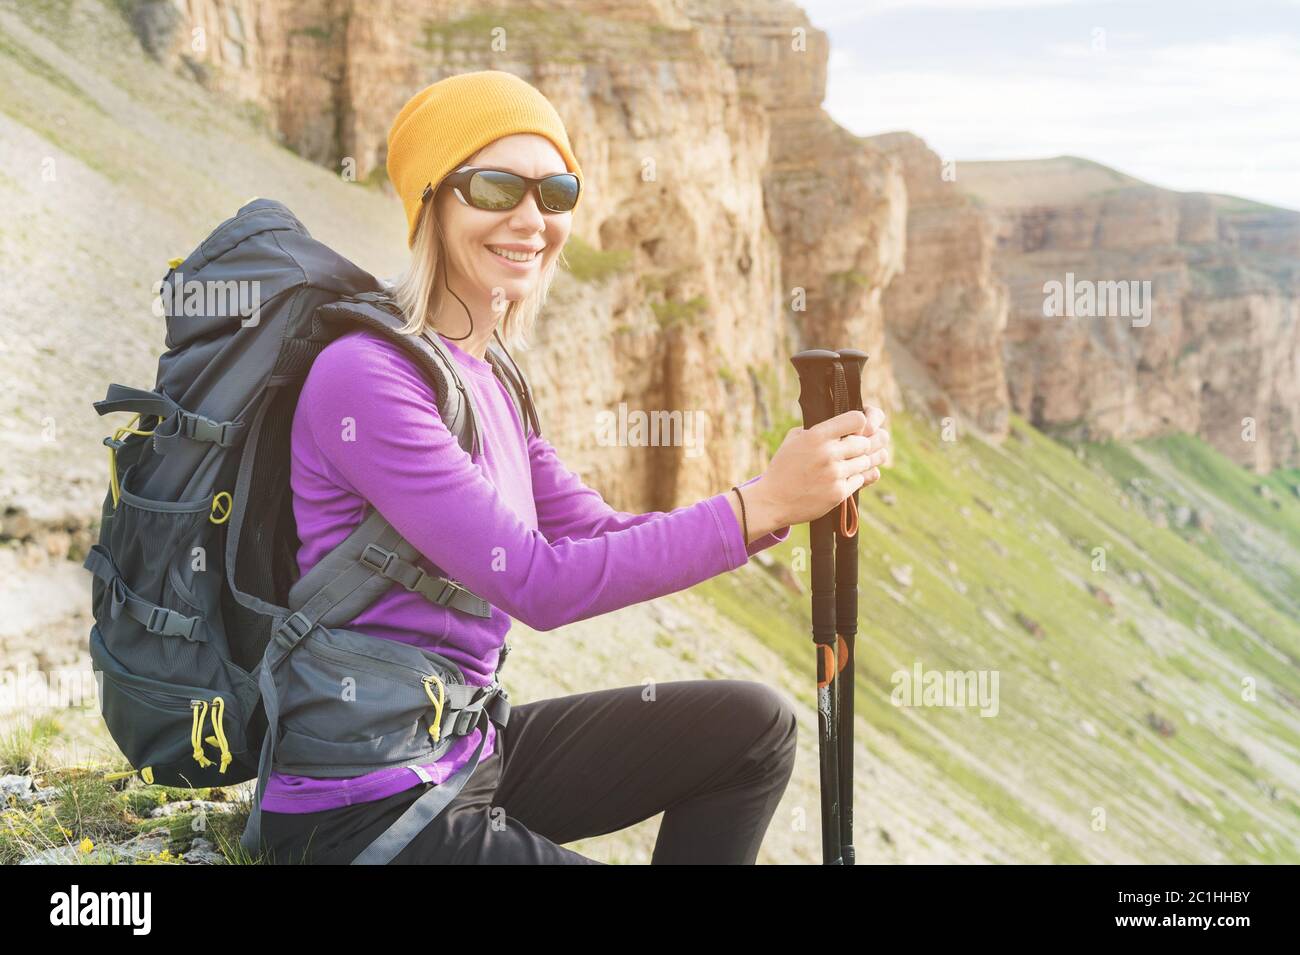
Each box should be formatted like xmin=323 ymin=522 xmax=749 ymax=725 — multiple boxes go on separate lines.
xmin=258 ymin=679 xmax=798 ymax=864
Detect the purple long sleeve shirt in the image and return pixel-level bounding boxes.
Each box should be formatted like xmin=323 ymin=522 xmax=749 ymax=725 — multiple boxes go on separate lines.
xmin=260 ymin=328 xmax=791 ymax=813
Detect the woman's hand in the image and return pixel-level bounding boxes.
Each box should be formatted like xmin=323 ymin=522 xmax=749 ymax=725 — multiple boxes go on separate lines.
xmin=738 ymin=406 xmax=890 ymax=539
xmin=858 ymin=404 xmax=890 ymax=488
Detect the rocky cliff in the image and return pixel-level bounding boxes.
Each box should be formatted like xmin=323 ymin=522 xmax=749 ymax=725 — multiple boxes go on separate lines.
xmin=959 ymin=157 xmax=1300 ymax=472
xmin=872 ymin=131 xmax=1009 ymax=436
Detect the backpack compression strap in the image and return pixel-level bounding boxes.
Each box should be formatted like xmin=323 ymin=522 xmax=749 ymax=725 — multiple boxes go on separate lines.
xmin=83 ymin=543 xmax=205 ymax=642
xmin=92 ymin=382 xmax=245 ymax=451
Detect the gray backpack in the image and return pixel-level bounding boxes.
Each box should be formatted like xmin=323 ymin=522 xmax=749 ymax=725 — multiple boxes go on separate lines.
xmin=83 ymin=198 xmax=536 ymax=863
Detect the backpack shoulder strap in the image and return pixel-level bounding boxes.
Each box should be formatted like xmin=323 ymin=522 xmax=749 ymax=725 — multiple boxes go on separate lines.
xmin=286 ymin=505 xmax=491 ymax=623
xmin=284 ymin=291 xmax=497 ymax=629
xmin=312 ymin=291 xmax=484 ymax=457
xmin=485 ymin=335 xmax=542 ymax=441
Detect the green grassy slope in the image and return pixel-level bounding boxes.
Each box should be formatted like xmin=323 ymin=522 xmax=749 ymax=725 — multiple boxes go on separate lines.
xmin=0 ymin=0 xmax=413 ymax=517
xmin=701 ymin=411 xmax=1300 ymax=862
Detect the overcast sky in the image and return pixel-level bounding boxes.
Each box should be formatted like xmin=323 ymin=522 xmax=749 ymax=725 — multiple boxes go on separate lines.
xmin=796 ymin=0 xmax=1300 ymax=210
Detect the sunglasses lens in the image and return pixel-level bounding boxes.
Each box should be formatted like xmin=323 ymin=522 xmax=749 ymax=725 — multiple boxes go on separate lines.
xmin=539 ymin=174 xmax=580 ymax=212
xmin=465 ymin=170 xmax=580 ymax=213
xmin=469 ymin=170 xmax=527 ymax=210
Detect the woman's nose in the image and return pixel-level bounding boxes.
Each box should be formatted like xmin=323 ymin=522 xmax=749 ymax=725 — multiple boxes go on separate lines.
xmin=508 ymin=189 xmax=547 ymax=230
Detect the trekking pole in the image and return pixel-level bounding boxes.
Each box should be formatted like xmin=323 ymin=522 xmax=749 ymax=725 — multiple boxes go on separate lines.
xmin=833 ymin=348 xmax=868 ymax=866
xmin=791 ymin=348 xmax=845 ymax=864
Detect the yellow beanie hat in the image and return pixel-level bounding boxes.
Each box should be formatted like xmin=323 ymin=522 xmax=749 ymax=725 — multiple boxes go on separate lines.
xmin=386 ymin=70 xmax=583 ymax=249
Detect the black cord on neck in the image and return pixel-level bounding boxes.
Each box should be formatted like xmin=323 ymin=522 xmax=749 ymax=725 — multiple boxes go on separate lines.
xmin=441 ymin=264 xmax=475 ymax=342
xmin=435 ymin=255 xmax=540 ymax=436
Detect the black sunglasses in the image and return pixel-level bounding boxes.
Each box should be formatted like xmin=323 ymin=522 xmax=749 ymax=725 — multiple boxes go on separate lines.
xmin=422 ymin=166 xmax=581 ymax=214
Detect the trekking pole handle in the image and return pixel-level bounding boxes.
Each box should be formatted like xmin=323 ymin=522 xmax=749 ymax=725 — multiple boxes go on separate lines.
xmin=791 ymin=349 xmax=841 ymax=431
xmin=834 ymin=350 xmax=868 ymax=414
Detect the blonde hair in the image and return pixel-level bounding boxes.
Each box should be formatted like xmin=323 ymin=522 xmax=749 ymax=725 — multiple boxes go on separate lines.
xmin=387 ymin=190 xmax=566 ymax=352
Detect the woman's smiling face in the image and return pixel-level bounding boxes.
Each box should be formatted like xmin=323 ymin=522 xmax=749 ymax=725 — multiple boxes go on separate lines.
xmin=435 ymin=133 xmax=573 ymax=305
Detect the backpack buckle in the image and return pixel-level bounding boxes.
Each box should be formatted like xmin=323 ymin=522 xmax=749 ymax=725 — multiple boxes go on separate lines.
xmin=484 ymin=683 xmax=510 ymax=729
xmin=277 ymin=611 xmax=313 ymax=643
xmin=458 ymin=682 xmax=507 ymax=734
xmin=180 ymin=411 xmax=237 ymax=447
xmin=453 ymin=708 xmax=478 ymax=736
xmin=146 ymin=605 xmax=199 ymax=641
xmin=434 ymin=578 xmax=468 ymax=606
xmin=360 ymin=543 xmax=397 ymax=575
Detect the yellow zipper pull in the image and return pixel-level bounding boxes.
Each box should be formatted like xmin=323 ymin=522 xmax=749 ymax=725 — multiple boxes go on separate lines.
xmin=206 ymin=696 xmax=233 ymax=772
xmin=190 ymin=700 xmax=214 ymax=768
xmin=422 ymin=675 xmax=446 ymax=742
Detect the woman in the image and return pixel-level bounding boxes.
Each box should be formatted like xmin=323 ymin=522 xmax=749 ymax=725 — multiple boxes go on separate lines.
xmin=257 ymin=70 xmax=890 ymax=864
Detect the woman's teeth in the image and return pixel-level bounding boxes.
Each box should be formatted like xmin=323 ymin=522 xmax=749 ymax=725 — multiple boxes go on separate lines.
xmin=488 ymin=245 xmax=539 ymax=262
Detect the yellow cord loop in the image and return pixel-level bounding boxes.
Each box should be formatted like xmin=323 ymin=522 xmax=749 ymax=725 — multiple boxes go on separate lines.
xmin=203 ymin=696 xmax=233 ymax=772
xmin=103 ymin=764 xmax=156 ymax=784
xmin=210 ymin=491 xmax=232 ymax=525
xmin=106 ymin=413 xmax=156 ymax=508
xmin=189 ymin=700 xmax=214 ymax=768
xmin=422 ymin=675 xmax=446 ymax=742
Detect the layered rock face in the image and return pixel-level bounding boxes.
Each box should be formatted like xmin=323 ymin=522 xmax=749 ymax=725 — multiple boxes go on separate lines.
xmin=872 ymin=132 xmax=1009 ymax=436
xmin=691 ymin=0 xmax=906 ymax=411
xmin=960 ymin=158 xmax=1300 ymax=471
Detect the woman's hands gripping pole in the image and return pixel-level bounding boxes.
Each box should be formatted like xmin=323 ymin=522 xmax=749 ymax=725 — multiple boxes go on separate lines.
xmin=731 ymin=407 xmax=890 ymax=544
